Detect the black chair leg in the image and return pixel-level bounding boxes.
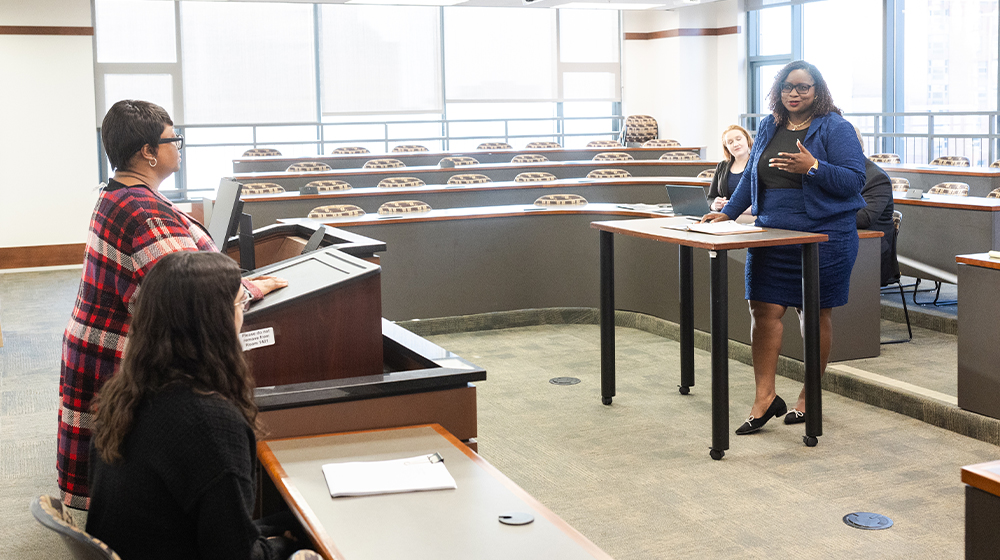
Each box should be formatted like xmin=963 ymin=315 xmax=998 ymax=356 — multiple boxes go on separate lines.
xmin=881 ymin=281 xmax=913 ymax=345
xmin=913 ymin=280 xmax=957 ymax=306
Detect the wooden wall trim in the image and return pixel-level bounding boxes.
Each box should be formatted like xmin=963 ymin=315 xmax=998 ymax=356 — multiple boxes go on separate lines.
xmin=625 ymin=26 xmax=741 ymax=40
xmin=0 ymin=26 xmax=94 ymax=36
xmin=0 ymin=244 xmax=86 ymax=270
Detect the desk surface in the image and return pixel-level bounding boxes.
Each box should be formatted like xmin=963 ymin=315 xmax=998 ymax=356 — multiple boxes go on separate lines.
xmin=956 ymin=253 xmax=1000 ymax=270
xmin=880 ymin=163 xmax=1000 ymax=178
xmin=258 ymin=424 xmax=612 ymax=560
xmin=591 ymin=216 xmax=829 ymax=250
xmin=962 ymin=460 xmax=1000 ymax=498
xmin=892 ymin=192 xmax=1000 ymax=211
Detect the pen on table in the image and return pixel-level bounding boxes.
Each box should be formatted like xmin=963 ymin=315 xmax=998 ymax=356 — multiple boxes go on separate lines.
xmin=404 ymin=452 xmax=444 ymax=465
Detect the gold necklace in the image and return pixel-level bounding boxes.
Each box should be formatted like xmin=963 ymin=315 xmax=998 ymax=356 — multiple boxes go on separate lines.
xmin=788 ymin=115 xmax=814 ymax=131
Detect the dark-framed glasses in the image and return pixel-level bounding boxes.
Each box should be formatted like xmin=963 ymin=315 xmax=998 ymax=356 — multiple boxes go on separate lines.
xmin=781 ymin=83 xmax=814 ymax=95
xmin=235 ymin=289 xmax=252 ymax=311
xmin=157 ymin=135 xmax=184 ymax=150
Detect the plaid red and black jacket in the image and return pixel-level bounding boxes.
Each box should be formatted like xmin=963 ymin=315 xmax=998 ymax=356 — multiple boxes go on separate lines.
xmin=58 ymin=179 xmax=219 ymax=509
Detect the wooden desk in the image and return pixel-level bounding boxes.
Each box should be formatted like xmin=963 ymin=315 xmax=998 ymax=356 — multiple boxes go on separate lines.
xmin=240 ymin=176 xmax=710 ymax=226
xmin=893 ymin=193 xmax=1000 ymax=280
xmin=233 ymin=145 xmax=706 ymax=173
xmin=956 ymin=253 xmax=1000 ymax=419
xmin=961 ymin=460 xmax=1000 ymax=559
xmin=591 ymin=218 xmax=827 ymax=459
xmin=879 ymin=163 xmax=1000 ymax=197
xmin=233 ymin=159 xmax=716 ymax=191
xmin=279 ymin=203 xmax=881 ymax=362
xmin=258 ymin=424 xmax=612 ymax=560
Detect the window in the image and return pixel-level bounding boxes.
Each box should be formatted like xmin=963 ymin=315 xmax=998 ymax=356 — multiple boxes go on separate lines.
xmin=802 ymin=0 xmax=882 ymax=113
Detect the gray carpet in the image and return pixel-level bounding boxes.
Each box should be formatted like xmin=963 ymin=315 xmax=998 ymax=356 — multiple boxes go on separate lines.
xmin=0 ymin=267 xmax=994 ymax=559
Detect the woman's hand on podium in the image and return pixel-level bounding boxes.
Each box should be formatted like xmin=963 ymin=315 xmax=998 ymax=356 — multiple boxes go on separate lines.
xmin=698 ymin=212 xmax=730 ymax=224
xmin=250 ymin=275 xmax=289 ymax=297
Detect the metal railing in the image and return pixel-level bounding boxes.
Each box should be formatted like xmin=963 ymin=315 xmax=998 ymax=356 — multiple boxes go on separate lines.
xmin=99 ymin=114 xmax=624 ymax=202
xmin=739 ymin=110 xmax=1000 ymax=167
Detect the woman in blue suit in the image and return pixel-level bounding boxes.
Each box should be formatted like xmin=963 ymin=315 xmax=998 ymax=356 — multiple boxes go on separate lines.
xmin=701 ymin=61 xmax=866 ymax=435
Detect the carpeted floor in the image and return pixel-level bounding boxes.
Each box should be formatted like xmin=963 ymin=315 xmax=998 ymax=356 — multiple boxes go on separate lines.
xmin=0 ymin=267 xmax=994 ymax=559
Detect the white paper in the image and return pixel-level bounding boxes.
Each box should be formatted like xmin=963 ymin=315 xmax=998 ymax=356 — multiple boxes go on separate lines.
xmin=240 ymin=328 xmax=275 ymax=351
xmin=321 ymin=454 xmax=457 ymax=498
xmin=662 ymin=221 xmax=764 ymax=235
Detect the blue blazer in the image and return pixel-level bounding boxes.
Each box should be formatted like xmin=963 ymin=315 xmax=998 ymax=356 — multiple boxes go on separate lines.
xmin=722 ymin=112 xmax=866 ymax=222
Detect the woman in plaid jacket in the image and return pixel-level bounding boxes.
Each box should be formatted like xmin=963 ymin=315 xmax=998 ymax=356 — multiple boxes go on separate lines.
xmin=58 ymin=100 xmax=285 ymax=509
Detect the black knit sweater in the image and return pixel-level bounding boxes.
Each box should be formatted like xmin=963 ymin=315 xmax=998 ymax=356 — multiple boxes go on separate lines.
xmin=87 ymin=386 xmax=289 ymax=560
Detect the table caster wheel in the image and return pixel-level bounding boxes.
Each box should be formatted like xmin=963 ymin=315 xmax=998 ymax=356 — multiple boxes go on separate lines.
xmin=602 ymin=397 xmax=612 ymax=405
xmin=678 ymin=385 xmax=690 ymax=395
xmin=709 ymin=449 xmax=724 ymax=460
xmin=803 ymin=436 xmax=818 ymax=447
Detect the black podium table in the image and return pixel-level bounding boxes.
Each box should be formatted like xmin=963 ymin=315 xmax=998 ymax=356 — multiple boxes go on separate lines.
xmin=590 ymin=217 xmax=828 ymax=460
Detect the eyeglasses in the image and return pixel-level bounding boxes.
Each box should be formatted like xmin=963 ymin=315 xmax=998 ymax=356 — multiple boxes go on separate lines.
xmin=781 ymin=83 xmax=814 ymax=95
xmin=157 ymin=135 xmax=184 ymax=150
xmin=235 ymin=289 xmax=252 ymax=312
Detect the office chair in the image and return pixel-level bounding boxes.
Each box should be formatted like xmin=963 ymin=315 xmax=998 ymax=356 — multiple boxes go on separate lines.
xmin=241 ymin=183 xmax=285 ymax=195
xmin=331 ymin=146 xmax=370 ymax=154
xmin=890 ymin=177 xmax=909 ymax=192
xmin=587 ymin=169 xmax=631 ymax=179
xmin=447 ymin=173 xmax=491 ymax=185
xmin=642 ymin=139 xmax=681 ymax=148
xmin=621 ymin=115 xmax=658 ymax=144
xmin=697 ymin=169 xmax=716 ymax=179
xmin=535 ymin=194 xmax=588 ymax=206
xmin=391 ymin=145 xmax=428 ymax=153
xmin=377 ymin=200 xmax=432 ymax=215
xmin=377 ymin=177 xmax=425 ymax=188
xmin=586 ymin=140 xmax=623 ymax=148
xmin=363 ymin=158 xmax=405 ymax=169
xmin=659 ymin=151 xmax=701 ymax=161
xmin=525 ymin=141 xmax=561 ymax=149
xmin=869 ymin=153 xmax=901 ymax=164
xmin=927 ymin=182 xmax=969 ymax=196
xmin=308 ymin=204 xmax=365 ymax=218
xmin=988 ymin=188 xmax=1000 ymax=198
xmin=242 ymin=148 xmax=281 ymax=157
xmin=511 ymin=154 xmax=548 ymax=163
xmin=929 ymin=155 xmax=970 ymax=167
xmin=515 ymin=172 xmax=557 ymax=182
xmin=592 ymin=152 xmax=634 ymax=162
xmin=439 ymin=156 xmax=479 ymax=167
xmin=305 ymin=180 xmax=352 ymax=192
xmin=880 ymin=210 xmax=912 ymax=343
xmin=30 ymin=495 xmax=121 ymax=560
xmin=477 ymin=142 xmax=513 ymax=150
xmin=286 ymin=162 xmax=332 ymax=173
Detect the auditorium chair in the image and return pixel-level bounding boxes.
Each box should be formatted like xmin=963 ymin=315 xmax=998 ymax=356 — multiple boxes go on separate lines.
xmin=31 ymin=495 xmax=121 ymax=560
xmin=991 ymin=159 xmax=1000 ymax=168
xmin=621 ymin=115 xmax=658 ymax=144
xmin=242 ymin=148 xmax=281 ymax=157
xmin=378 ymin=177 xmax=426 ymax=188
xmin=659 ymin=151 xmax=701 ymax=161
xmin=929 ymin=155 xmax=970 ymax=167
xmin=308 ymin=204 xmax=365 ymax=218
xmin=447 ymin=173 xmax=491 ymax=185
xmin=587 ymin=140 xmax=623 ymax=148
xmin=592 ymin=152 xmax=634 ymax=162
xmin=477 ymin=142 xmax=513 ymax=150
xmin=515 ymin=172 xmax=557 ymax=182
xmin=363 ymin=158 xmax=405 ymax=169
xmin=697 ymin=169 xmax=716 ymax=179
xmin=391 ymin=144 xmax=429 ymax=153
xmin=286 ymin=161 xmax=332 ymax=173
xmin=241 ymin=183 xmax=285 ymax=194
xmin=869 ymin=153 xmax=901 ymax=164
xmin=890 ymin=177 xmax=909 ymax=192
xmin=511 ymin=154 xmax=548 ymax=163
xmin=988 ymin=188 xmax=1000 ymax=198
xmin=534 ymin=194 xmax=588 ymax=206
xmin=378 ymin=200 xmax=432 ymax=215
xmin=331 ymin=146 xmax=370 ymax=154
xmin=642 ymin=139 xmax=681 ymax=148
xmin=305 ymin=179 xmax=352 ymax=192
xmin=879 ymin=210 xmax=912 ymax=343
xmin=525 ymin=141 xmax=561 ymax=149
xmin=439 ymin=156 xmax=479 ymax=167
xmin=587 ymin=169 xmax=631 ymax=179
xmin=927 ymin=182 xmax=969 ymax=196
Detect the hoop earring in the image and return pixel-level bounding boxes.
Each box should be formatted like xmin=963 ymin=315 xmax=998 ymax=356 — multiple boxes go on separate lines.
xmin=149 ymin=158 xmax=157 ymax=168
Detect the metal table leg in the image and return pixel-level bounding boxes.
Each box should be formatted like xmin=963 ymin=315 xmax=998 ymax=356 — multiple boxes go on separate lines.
xmin=709 ymin=249 xmax=729 ymax=460
xmin=678 ymin=245 xmax=694 ymax=395
xmin=801 ymin=242 xmax=822 ymax=446
xmin=600 ymin=231 xmax=615 ymax=405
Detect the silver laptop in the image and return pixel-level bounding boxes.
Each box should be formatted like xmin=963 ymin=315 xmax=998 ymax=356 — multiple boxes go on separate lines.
xmin=665 ymin=184 xmax=712 ymax=217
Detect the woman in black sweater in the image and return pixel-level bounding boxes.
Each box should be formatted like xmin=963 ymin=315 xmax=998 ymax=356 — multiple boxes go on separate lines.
xmin=707 ymin=124 xmax=754 ymax=211
xmin=86 ymin=251 xmax=306 ymax=560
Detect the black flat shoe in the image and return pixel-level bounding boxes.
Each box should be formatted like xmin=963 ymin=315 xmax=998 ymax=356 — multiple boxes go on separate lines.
xmin=784 ymin=408 xmax=806 ymax=424
xmin=735 ymin=395 xmax=788 ymax=435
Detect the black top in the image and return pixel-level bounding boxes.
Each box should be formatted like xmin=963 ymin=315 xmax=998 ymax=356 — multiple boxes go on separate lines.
xmin=758 ymin=127 xmax=809 ymax=190
xmin=707 ymin=160 xmax=748 ymax=200
xmin=87 ymin=386 xmax=289 ymax=560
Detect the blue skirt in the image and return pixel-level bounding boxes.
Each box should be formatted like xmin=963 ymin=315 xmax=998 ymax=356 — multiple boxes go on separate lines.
xmin=746 ymin=188 xmax=858 ymax=308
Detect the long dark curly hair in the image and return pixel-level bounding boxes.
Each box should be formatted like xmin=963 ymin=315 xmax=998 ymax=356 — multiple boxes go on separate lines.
xmin=92 ymin=251 xmax=258 ymax=464
xmin=767 ymin=60 xmax=842 ymax=127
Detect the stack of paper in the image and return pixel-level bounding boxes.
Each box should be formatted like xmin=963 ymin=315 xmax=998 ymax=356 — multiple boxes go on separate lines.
xmin=321 ymin=454 xmax=457 ymax=498
xmin=663 ymin=221 xmax=764 ymax=235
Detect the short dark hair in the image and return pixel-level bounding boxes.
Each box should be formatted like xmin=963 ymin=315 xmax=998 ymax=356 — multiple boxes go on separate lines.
xmin=101 ymin=100 xmax=173 ymax=172
xmin=93 ymin=251 xmax=258 ymax=463
xmin=766 ymin=60 xmax=842 ymax=128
